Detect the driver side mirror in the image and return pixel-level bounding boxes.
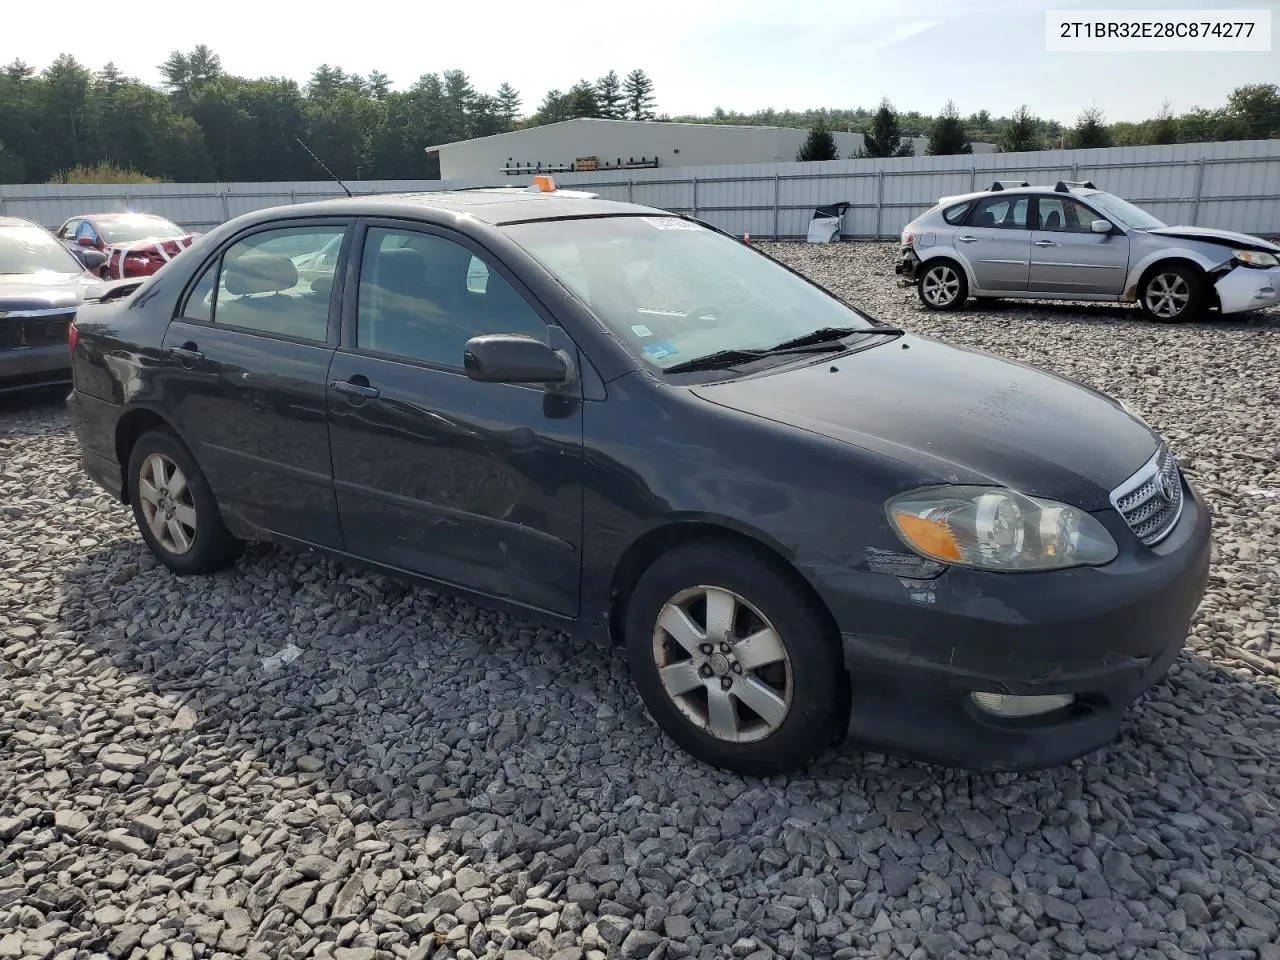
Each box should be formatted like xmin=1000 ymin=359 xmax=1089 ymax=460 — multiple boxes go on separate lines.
xmin=78 ymin=249 xmax=108 ymax=270
xmin=463 ymin=334 xmax=571 ymax=384
xmin=1091 ymin=219 xmax=1113 ymax=234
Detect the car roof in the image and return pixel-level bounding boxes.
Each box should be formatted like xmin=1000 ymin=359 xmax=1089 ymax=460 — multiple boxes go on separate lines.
xmin=938 ymin=183 xmax=1103 ymax=207
xmin=74 ymin=212 xmax=176 ymax=221
xmin=0 ymin=216 xmax=40 ymax=229
xmin=234 ymin=189 xmax=666 ymax=228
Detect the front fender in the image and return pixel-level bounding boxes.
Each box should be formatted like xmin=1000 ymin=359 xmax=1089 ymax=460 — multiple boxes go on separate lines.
xmin=1122 ymin=246 xmax=1225 ymax=302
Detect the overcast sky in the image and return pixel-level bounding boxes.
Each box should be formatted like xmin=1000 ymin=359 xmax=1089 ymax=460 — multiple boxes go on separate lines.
xmin=8 ymin=0 xmax=1278 ymax=123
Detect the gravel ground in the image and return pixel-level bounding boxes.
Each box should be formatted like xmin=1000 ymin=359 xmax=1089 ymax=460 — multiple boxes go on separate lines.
xmin=3 ymin=241 xmax=1280 ymax=960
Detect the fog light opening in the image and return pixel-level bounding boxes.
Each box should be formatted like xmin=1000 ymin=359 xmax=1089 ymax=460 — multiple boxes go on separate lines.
xmin=970 ymin=691 xmax=1076 ymax=718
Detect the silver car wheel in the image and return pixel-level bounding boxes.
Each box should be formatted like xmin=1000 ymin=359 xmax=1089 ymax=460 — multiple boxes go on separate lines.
xmin=137 ymin=453 xmax=198 ymax=555
xmin=651 ymin=585 xmax=793 ymax=744
xmin=922 ymin=264 xmax=961 ymax=306
xmin=1145 ymin=272 xmax=1191 ymax=319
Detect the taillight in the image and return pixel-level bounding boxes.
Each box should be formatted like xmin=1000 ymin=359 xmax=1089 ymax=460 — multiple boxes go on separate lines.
xmin=68 ymin=322 xmax=79 ymax=353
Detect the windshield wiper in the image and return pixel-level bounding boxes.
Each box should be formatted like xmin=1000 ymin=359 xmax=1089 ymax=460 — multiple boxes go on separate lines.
xmin=765 ymin=325 xmax=903 ymax=350
xmin=663 ymin=342 xmax=847 ymax=374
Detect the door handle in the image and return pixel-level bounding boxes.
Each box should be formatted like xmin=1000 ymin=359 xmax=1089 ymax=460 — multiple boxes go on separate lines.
xmin=330 ymin=378 xmax=380 ymax=400
xmin=170 ymin=344 xmax=203 ymax=362
xmin=957 ymin=235 xmax=979 ymax=243
xmin=1034 ymin=239 xmax=1058 ymax=247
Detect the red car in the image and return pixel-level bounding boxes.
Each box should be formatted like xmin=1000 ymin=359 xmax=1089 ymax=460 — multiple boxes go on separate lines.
xmin=54 ymin=212 xmax=199 ymax=280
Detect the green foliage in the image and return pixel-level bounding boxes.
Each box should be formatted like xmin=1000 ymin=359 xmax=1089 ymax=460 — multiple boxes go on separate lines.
xmin=1071 ymin=105 xmax=1112 ymax=149
xmin=1000 ymin=105 xmax=1041 ymax=153
xmin=858 ymin=98 xmax=914 ymax=158
xmin=796 ymin=114 xmax=838 ymax=162
xmin=927 ymin=100 xmax=972 ymax=155
xmin=48 ymin=162 xmax=166 ymax=184
xmin=623 ymin=69 xmax=657 ymax=121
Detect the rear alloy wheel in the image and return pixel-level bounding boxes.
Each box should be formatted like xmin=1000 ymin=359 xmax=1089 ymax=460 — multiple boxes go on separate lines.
xmin=918 ymin=260 xmax=968 ymax=311
xmin=624 ymin=542 xmax=845 ymax=775
xmin=1139 ymin=264 xmax=1204 ymax=323
xmin=127 ymin=428 xmax=243 ymax=574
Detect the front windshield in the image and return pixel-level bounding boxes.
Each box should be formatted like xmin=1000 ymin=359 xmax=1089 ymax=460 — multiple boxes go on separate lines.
xmin=502 ymin=215 xmax=877 ymax=370
xmin=100 ymin=216 xmax=183 ymax=243
xmin=1087 ymin=192 xmax=1166 ymax=230
xmin=0 ymin=225 xmax=80 ymax=275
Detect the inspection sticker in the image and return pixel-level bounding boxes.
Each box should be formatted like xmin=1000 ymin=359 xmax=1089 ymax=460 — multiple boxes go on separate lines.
xmin=642 ymin=217 xmax=700 ymax=230
xmin=631 ymin=324 xmax=653 ymax=337
xmin=642 ymin=340 xmax=679 ymax=359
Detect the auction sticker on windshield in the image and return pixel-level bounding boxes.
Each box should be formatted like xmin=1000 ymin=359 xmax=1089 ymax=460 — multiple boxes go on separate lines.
xmin=643 ymin=218 xmax=700 ymax=230
xmin=642 ymin=341 xmax=679 ymax=360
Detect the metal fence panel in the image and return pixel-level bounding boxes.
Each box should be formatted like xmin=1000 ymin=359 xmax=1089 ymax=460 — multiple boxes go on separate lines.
xmin=2 ymin=139 xmax=1277 ymax=240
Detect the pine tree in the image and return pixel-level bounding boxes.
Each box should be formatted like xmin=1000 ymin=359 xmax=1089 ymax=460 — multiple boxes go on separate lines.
xmin=859 ymin=98 xmax=913 ymax=157
xmin=495 ymin=83 xmax=521 ymax=129
xmin=367 ymin=71 xmax=391 ymax=102
xmin=927 ymin=100 xmax=972 ymax=155
xmin=565 ymin=80 xmax=599 ymax=119
xmin=1150 ymin=99 xmax=1178 ymax=144
xmin=622 ymin=69 xmax=656 ymax=121
xmin=1000 ymin=105 xmax=1039 ymax=152
xmin=796 ymin=115 xmax=838 ymax=161
xmin=596 ymin=71 xmax=623 ymax=119
xmin=1071 ymin=105 xmax=1111 ymax=148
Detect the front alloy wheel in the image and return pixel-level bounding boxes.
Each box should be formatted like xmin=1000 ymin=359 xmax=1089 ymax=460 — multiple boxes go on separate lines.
xmin=653 ymin=586 xmax=793 ymax=744
xmin=1139 ymin=264 xmax=1203 ymax=322
xmin=918 ymin=260 xmax=968 ymax=311
xmin=624 ymin=541 xmax=846 ymax=775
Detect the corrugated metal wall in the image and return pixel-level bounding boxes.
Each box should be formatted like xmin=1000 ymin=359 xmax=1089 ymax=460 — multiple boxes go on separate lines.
xmin=2 ymin=139 xmax=1277 ymax=240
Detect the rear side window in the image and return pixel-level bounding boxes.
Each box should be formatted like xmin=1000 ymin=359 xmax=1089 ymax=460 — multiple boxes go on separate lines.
xmin=942 ymin=202 xmax=972 ymax=225
xmin=970 ymin=195 xmax=1029 ymax=230
xmin=178 ymin=226 xmax=345 ymax=341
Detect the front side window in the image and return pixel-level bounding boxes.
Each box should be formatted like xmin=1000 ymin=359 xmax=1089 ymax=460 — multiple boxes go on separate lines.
xmin=355 ymin=227 xmax=546 ymax=367
xmin=502 ymin=215 xmax=879 ymax=372
xmin=970 ymin=195 xmax=1029 ymax=230
xmin=194 ymin=226 xmax=344 ymax=340
xmin=1036 ymin=197 xmax=1096 ymax=233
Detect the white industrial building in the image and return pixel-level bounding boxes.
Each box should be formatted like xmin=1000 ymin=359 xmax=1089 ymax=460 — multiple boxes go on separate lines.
xmin=425 ymin=118 xmax=995 ymax=180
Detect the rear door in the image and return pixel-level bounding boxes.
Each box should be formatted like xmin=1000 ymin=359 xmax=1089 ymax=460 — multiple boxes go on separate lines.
xmin=326 ymin=220 xmax=585 ymax=616
xmin=958 ymin=194 xmax=1031 ymax=291
xmin=159 ymin=219 xmax=352 ymax=547
xmin=1028 ymin=195 xmax=1130 ymax=295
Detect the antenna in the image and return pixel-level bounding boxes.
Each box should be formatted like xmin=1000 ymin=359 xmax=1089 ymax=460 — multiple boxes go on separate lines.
xmin=295 ymin=137 xmax=353 ymax=197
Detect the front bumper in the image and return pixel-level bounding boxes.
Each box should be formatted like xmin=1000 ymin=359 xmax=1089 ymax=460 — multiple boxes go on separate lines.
xmin=815 ymin=478 xmax=1212 ymax=772
xmin=0 ymin=344 xmax=72 ymax=394
xmin=1214 ymin=264 xmax=1280 ymax=315
xmin=894 ymin=249 xmax=920 ymax=286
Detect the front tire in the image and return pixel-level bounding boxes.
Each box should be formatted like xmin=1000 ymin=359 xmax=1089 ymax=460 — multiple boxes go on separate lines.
xmin=624 ymin=541 xmax=845 ymax=776
xmin=1139 ymin=263 xmax=1205 ymax=323
xmin=126 ymin=428 xmax=243 ymax=574
xmin=917 ymin=259 xmax=968 ymax=311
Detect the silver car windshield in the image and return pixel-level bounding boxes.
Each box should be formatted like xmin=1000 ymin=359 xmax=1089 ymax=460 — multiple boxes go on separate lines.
xmin=0 ymin=225 xmax=80 ymax=275
xmin=502 ymin=215 xmax=876 ymax=370
xmin=1086 ymin=193 xmax=1166 ymax=230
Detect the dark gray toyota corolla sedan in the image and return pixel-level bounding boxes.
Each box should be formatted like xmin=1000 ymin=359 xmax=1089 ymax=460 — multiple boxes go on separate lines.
xmin=65 ymin=183 xmax=1212 ymax=775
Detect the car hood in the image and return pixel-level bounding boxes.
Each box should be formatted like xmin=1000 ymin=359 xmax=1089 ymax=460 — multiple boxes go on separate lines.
xmin=0 ymin=273 xmax=94 ymax=312
xmin=1145 ymin=226 xmax=1280 ymax=253
xmin=690 ymin=334 xmax=1159 ymax=511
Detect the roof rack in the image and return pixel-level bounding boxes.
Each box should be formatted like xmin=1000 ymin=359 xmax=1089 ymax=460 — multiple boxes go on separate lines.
xmin=1055 ymin=179 xmax=1097 ymax=192
xmin=988 ymin=180 xmax=1030 ymax=191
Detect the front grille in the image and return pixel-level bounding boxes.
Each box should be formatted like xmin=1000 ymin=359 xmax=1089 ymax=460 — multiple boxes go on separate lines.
xmin=1111 ymin=445 xmax=1184 ymax=546
xmin=0 ymin=310 xmax=74 ymax=350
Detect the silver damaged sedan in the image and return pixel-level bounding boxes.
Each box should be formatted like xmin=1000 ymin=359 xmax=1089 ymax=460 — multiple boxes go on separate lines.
xmin=895 ymin=180 xmax=1280 ymax=322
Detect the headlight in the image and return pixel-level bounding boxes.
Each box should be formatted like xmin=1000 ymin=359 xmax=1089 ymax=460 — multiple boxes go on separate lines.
xmin=1233 ymin=249 xmax=1279 ymax=268
xmin=886 ymin=485 xmax=1118 ymax=572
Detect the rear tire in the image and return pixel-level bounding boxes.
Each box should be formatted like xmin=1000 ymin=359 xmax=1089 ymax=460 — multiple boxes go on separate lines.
xmin=917 ymin=259 xmax=968 ymax=311
xmin=126 ymin=428 xmax=243 ymax=575
xmin=1138 ymin=263 xmax=1205 ymax=323
xmin=624 ymin=540 xmax=846 ymax=776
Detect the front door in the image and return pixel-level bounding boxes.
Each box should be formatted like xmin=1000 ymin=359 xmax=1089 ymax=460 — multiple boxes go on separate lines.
xmin=959 ymin=193 xmax=1031 ymax=291
xmin=159 ymin=221 xmax=351 ymax=547
xmin=326 ymin=222 xmax=584 ymax=616
xmin=1028 ymin=196 xmax=1130 ymax=295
